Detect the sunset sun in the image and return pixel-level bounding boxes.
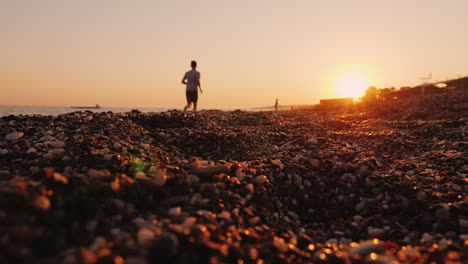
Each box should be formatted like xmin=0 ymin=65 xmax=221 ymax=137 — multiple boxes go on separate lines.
xmin=335 ymin=72 xmax=370 ymax=99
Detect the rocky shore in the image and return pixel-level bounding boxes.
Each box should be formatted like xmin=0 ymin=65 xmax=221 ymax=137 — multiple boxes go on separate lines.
xmin=0 ymin=91 xmax=467 ymax=263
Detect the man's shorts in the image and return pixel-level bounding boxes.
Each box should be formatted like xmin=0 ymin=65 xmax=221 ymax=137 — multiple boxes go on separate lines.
xmin=186 ymin=90 xmax=198 ymax=104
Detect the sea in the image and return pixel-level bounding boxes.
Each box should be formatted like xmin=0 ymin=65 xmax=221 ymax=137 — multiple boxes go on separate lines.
xmin=0 ymin=105 xmax=261 ymax=117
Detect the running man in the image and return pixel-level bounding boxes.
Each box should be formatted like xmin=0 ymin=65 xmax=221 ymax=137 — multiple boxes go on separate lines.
xmin=182 ymin=60 xmax=202 ymax=112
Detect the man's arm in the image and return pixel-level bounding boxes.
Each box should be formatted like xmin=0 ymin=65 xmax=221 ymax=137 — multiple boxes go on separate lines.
xmin=181 ymin=73 xmax=187 ymax=85
xmin=198 ymin=79 xmax=203 ymax=94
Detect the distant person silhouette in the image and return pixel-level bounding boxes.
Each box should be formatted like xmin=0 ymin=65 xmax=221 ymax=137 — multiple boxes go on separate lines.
xmin=275 ymin=98 xmax=279 ymax=111
xmin=182 ymin=60 xmax=202 ymax=112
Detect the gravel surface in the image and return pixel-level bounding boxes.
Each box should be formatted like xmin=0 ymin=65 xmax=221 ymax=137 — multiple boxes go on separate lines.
xmin=0 ymin=90 xmax=466 ymax=263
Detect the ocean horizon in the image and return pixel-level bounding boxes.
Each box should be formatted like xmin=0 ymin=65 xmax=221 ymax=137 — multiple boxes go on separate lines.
xmin=0 ymin=105 xmax=263 ymax=117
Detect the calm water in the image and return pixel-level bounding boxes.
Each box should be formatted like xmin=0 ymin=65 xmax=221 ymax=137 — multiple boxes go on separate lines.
xmin=0 ymin=105 xmax=258 ymax=117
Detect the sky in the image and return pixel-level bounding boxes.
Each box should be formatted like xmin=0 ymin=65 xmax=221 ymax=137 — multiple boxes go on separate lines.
xmin=1 ymin=0 xmax=468 ymax=109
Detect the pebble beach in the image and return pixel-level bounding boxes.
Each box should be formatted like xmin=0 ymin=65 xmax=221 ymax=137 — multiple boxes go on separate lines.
xmin=0 ymin=90 xmax=467 ymax=263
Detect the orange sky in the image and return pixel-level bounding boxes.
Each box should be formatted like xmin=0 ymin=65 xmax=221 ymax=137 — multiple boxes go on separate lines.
xmin=2 ymin=0 xmax=468 ymax=108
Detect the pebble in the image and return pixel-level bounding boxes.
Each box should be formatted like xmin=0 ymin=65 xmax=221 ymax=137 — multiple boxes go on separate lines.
xmin=168 ymin=207 xmax=181 ymax=217
xmin=350 ymin=240 xmax=382 ymax=256
xmin=368 ymin=228 xmax=385 ymax=238
xmin=355 ymin=200 xmax=367 ymax=211
xmin=420 ymin=232 xmax=433 ymax=243
xmin=135 ymin=172 xmax=147 ymax=179
xmin=254 ymin=175 xmax=268 ymax=185
xmin=246 ymin=183 xmax=254 ymax=193
xmin=32 ymin=195 xmax=50 ymax=211
xmin=26 ymin=147 xmax=37 ymax=154
xmin=52 ymin=172 xmax=69 ymax=184
xmin=218 ymin=211 xmax=231 ymax=221
xmin=88 ymin=169 xmax=105 ymax=179
xmin=137 ymin=228 xmax=155 ymax=247
xmin=310 ymin=159 xmax=320 ymax=168
xmin=185 ymin=174 xmax=200 ymax=185
xmin=49 ymin=141 xmax=65 ymax=148
xmin=152 ymin=169 xmax=167 ymax=187
xmin=5 ymin=132 xmax=24 ymax=141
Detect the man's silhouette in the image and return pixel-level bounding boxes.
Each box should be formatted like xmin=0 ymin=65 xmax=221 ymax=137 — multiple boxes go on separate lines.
xmin=182 ymin=60 xmax=202 ymax=112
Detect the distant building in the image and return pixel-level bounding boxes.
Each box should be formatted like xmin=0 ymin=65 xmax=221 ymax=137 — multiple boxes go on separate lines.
xmin=444 ymin=76 xmax=468 ymax=89
xmin=319 ymin=98 xmax=353 ymax=108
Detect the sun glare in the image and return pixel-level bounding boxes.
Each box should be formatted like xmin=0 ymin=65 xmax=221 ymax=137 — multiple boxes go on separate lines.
xmin=335 ymin=72 xmax=370 ymax=99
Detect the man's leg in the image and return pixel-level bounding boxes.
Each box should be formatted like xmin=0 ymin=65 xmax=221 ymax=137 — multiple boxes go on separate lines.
xmin=184 ymin=103 xmax=192 ymax=112
xmin=193 ymin=102 xmax=197 ymax=112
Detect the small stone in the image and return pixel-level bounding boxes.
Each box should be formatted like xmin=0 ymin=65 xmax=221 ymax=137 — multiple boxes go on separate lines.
xmin=32 ymin=195 xmax=51 ymax=211
xmin=53 ymin=173 xmax=69 ymax=184
xmin=5 ymin=132 xmax=24 ymax=141
xmin=218 ymin=211 xmax=231 ymax=221
xmin=152 ymin=169 xmax=167 ymax=187
xmin=350 ymin=240 xmax=382 ymax=256
xmin=288 ymin=211 xmax=299 ymax=220
xmin=80 ymin=248 xmax=97 ymax=264
xmin=90 ymin=236 xmax=107 ymax=252
xmin=51 ymin=148 xmax=65 ymax=157
xmin=271 ymin=159 xmax=284 ymax=168
xmin=168 ymin=207 xmax=181 ymax=217
xmin=50 ymin=141 xmax=65 ymax=148
xmin=135 ymin=172 xmax=147 ymax=179
xmin=141 ymin=143 xmax=150 ymax=150
xmin=185 ymin=174 xmax=200 ymax=185
xmin=235 ymin=168 xmax=246 ymax=180
xmin=88 ymin=169 xmax=104 ymax=178
xmin=248 ymin=216 xmax=261 ymax=225
xmin=246 ymin=183 xmax=254 ymax=193
xmin=273 ymin=236 xmax=288 ymax=252
xmin=26 ymin=147 xmax=37 ymax=154
xmin=355 ymin=200 xmax=367 ymax=211
xmin=310 ymin=159 xmax=320 ymax=168
xmin=420 ymin=232 xmax=433 ymax=243
xmin=368 ymin=228 xmax=385 ymax=238
xmin=365 ymin=178 xmax=378 ymax=187
xmin=148 ymin=166 xmax=157 ymax=174
xmin=137 ymin=228 xmax=155 ymax=247
xmin=254 ymin=175 xmax=268 ymax=185
xmin=307 ymin=138 xmax=318 ymax=144
xmin=111 ymin=180 xmax=120 ymax=191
